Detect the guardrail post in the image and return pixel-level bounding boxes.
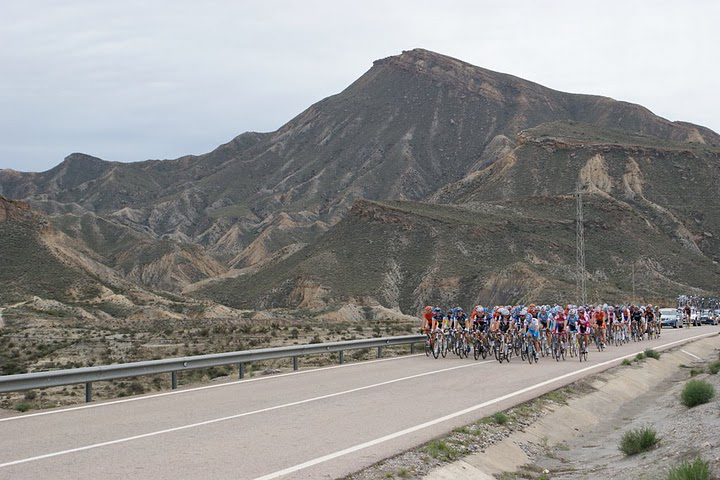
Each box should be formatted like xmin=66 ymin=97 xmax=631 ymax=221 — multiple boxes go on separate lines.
xmin=293 ymin=356 xmax=298 ymax=371
xmin=377 ymin=347 xmax=383 ymax=358
xmin=339 ymin=351 xmax=344 ymax=365
xmin=85 ymin=382 xmax=92 ymax=403
xmin=410 ymin=343 xmax=415 ymax=354
xmin=238 ymin=363 xmax=245 ymax=379
xmin=171 ymin=371 xmax=177 ymax=390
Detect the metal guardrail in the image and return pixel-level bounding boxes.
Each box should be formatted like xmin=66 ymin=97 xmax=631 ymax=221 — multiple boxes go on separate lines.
xmin=0 ymin=334 xmax=425 ymax=402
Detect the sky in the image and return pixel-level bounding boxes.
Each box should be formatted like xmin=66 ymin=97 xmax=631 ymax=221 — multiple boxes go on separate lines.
xmin=1 ymin=0 xmax=717 ymax=173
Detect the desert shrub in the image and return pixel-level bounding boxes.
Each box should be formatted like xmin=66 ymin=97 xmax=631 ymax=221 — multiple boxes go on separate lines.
xmin=619 ymin=426 xmax=659 ymax=455
xmin=680 ymin=380 xmax=715 ymax=408
xmin=644 ymin=348 xmax=661 ymax=360
xmin=666 ymin=457 xmax=710 ymax=480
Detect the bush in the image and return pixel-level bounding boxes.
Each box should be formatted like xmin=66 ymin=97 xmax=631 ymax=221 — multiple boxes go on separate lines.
xmin=680 ymin=380 xmax=715 ymax=408
xmin=619 ymin=426 xmax=659 ymax=455
xmin=644 ymin=348 xmax=661 ymax=360
xmin=635 ymin=352 xmax=646 ymax=361
xmin=666 ymin=457 xmax=710 ymax=480
xmin=423 ymin=440 xmax=460 ymax=461
xmin=493 ymin=412 xmax=509 ymax=425
xmin=622 ymin=359 xmax=632 ymax=366
xmin=707 ymin=361 xmax=720 ymax=375
xmin=15 ymin=401 xmax=32 ymax=412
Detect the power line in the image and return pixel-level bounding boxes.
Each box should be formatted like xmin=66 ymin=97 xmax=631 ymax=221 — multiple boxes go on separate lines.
xmin=576 ymin=183 xmax=587 ymax=305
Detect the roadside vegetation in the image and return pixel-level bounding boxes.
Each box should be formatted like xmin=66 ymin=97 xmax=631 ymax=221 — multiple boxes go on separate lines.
xmin=666 ymin=457 xmax=711 ymax=480
xmin=0 ymin=307 xmax=417 ymax=411
xmin=619 ymin=426 xmax=659 ymax=455
xmin=680 ymin=379 xmax=715 ymax=408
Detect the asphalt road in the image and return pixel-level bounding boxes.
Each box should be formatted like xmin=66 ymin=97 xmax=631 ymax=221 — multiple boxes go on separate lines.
xmin=0 ymin=326 xmax=717 ymax=480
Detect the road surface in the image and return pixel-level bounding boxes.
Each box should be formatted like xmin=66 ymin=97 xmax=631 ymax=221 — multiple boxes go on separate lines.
xmin=0 ymin=326 xmax=717 ymax=480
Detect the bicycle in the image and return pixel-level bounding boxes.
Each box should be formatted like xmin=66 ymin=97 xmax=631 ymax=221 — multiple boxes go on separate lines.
xmin=568 ymin=331 xmax=578 ymax=358
xmin=578 ymin=333 xmax=589 ymax=362
xmin=525 ymin=333 xmax=539 ymax=364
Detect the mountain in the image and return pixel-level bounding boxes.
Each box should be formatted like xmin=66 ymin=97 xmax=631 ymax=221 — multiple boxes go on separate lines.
xmin=204 ymin=119 xmax=717 ymax=310
xmin=0 ymin=195 xmax=121 ymax=304
xmin=1 ymin=48 xmax=719 ymax=309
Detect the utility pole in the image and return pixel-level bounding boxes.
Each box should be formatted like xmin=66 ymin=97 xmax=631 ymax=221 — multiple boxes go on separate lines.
xmin=575 ymin=183 xmax=587 ymax=305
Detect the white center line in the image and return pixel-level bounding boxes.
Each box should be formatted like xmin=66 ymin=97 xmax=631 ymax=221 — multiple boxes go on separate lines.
xmin=0 ymin=360 xmax=492 ymax=469
xmin=253 ymin=331 xmax=718 ymax=480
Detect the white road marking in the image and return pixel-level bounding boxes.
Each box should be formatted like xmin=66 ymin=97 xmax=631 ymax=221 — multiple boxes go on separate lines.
xmin=0 ymin=353 xmax=426 ymax=423
xmin=253 ymin=331 xmax=719 ymax=480
xmin=0 ymin=360 xmax=492 ymax=469
xmin=680 ymin=349 xmax=702 ymax=361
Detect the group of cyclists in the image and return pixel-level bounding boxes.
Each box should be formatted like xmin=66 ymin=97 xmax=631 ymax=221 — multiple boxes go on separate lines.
xmin=420 ymin=303 xmax=663 ymax=363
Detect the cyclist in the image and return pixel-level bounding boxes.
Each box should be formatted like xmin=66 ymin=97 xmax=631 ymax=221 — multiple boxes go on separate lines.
xmin=553 ymin=307 xmax=568 ymax=354
xmin=472 ymin=306 xmax=489 ymax=346
xmin=577 ymin=307 xmax=591 ymax=353
xmin=422 ymin=306 xmax=434 ymax=334
xmin=455 ymin=307 xmax=471 ymax=353
xmin=524 ymin=312 xmax=540 ymax=360
xmin=593 ymin=306 xmax=606 ymax=347
xmin=631 ymin=305 xmax=644 ymax=339
xmin=645 ymin=306 xmax=656 ymax=337
xmin=567 ymin=308 xmax=579 ymax=352
xmin=538 ymin=305 xmax=551 ymax=355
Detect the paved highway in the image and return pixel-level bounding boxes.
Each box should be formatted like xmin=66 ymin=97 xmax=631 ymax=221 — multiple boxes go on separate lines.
xmin=0 ymin=326 xmax=717 ymax=480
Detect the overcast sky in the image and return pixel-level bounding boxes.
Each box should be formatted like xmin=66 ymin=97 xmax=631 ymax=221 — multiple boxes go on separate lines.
xmin=1 ymin=0 xmax=717 ymax=173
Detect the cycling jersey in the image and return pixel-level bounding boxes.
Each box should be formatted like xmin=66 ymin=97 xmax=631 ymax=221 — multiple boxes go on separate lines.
xmin=554 ymin=315 xmax=566 ymax=333
xmin=526 ymin=317 xmax=540 ymax=338
xmin=456 ymin=313 xmax=468 ymax=329
xmin=499 ymin=318 xmax=510 ymax=333
xmin=567 ymin=315 xmax=578 ymax=332
xmin=473 ymin=315 xmax=488 ymax=333
xmin=538 ymin=311 xmax=549 ymax=328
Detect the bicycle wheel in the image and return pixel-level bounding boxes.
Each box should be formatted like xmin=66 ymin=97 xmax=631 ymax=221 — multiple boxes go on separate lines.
xmin=440 ymin=335 xmax=448 ymax=358
xmin=526 ymin=345 xmax=532 ymax=364
xmin=473 ymin=340 xmax=480 ymax=360
xmin=481 ymin=339 xmax=488 ymax=359
xmin=425 ymin=337 xmax=432 ymax=357
xmin=432 ymin=335 xmax=440 ymax=359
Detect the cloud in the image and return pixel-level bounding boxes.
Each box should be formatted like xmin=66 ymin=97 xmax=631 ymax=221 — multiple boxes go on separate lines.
xmin=1 ymin=0 xmax=718 ymax=172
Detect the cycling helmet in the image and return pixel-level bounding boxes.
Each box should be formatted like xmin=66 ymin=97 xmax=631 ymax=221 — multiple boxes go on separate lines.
xmin=525 ymin=313 xmax=533 ymax=321
xmin=457 ymin=307 xmax=463 ymax=313
xmin=475 ymin=305 xmax=483 ymax=312
xmin=425 ymin=306 xmax=432 ymax=312
xmin=433 ymin=307 xmax=441 ymax=313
